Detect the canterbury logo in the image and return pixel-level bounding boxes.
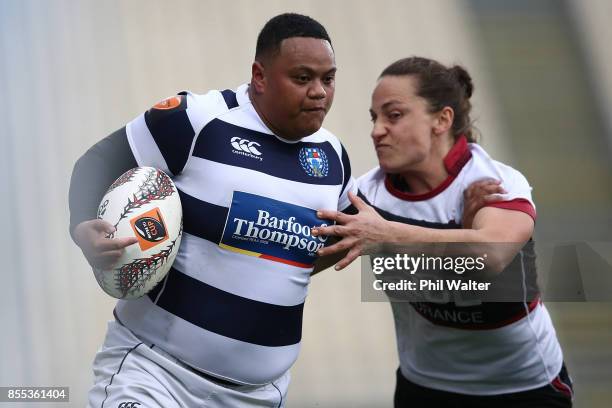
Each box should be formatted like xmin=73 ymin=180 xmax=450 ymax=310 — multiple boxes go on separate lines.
xmin=117 ymin=403 xmax=141 ymax=408
xmin=231 ymin=137 xmax=262 ymax=156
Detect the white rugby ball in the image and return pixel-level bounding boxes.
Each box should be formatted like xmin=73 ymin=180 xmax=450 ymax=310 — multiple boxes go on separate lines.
xmin=95 ymin=167 xmax=182 ymax=299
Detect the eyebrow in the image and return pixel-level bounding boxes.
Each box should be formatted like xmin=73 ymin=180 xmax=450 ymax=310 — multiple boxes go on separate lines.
xmin=292 ymin=66 xmax=337 ymax=75
xmin=380 ymin=100 xmax=403 ymax=109
xmin=370 ymin=100 xmax=404 ymax=114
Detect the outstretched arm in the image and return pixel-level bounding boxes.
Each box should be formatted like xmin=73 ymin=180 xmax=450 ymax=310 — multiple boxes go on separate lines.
xmin=313 ymin=186 xmax=531 ymax=272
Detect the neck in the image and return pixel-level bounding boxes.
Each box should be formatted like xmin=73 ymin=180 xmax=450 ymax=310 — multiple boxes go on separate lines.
xmin=398 ymin=135 xmax=454 ymax=194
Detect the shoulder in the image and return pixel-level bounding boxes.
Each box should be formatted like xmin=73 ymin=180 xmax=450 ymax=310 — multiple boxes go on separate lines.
xmin=357 ymin=167 xmax=384 ymax=193
xmin=125 ymin=87 xmax=243 ymax=175
xmin=141 ymin=89 xmax=228 ymax=133
xmin=465 ymin=144 xmax=531 ymax=188
xmin=467 ymin=144 xmax=536 ymax=217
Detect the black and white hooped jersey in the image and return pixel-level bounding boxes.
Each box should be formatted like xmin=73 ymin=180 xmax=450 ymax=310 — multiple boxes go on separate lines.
xmin=358 ymin=137 xmax=563 ymax=395
xmin=115 ymin=84 xmax=356 ymax=385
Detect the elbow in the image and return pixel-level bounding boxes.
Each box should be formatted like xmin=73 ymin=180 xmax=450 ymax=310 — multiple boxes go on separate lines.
xmin=483 ymin=254 xmax=511 ymax=275
xmin=479 ymin=241 xmax=526 ymax=276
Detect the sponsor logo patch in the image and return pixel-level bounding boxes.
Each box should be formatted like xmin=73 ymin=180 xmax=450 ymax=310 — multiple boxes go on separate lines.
xmin=152 ymin=95 xmax=182 ymax=110
xmin=130 ymin=207 xmax=169 ymax=250
xmin=220 ymin=192 xmax=330 ymax=268
xmin=299 ymin=147 xmax=328 ymax=177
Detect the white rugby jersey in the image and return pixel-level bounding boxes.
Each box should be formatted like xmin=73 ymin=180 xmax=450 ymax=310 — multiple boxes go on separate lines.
xmin=115 ymin=84 xmax=356 ymax=385
xmin=358 ymin=136 xmax=563 ymax=395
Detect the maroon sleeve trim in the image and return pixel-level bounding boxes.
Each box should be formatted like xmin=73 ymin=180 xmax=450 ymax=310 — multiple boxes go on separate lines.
xmin=486 ymin=198 xmax=536 ymax=221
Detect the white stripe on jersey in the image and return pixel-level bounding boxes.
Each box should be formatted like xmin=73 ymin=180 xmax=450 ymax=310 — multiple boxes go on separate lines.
xmin=126 ymin=113 xmax=171 ymax=175
xmin=175 ymin=156 xmax=342 ymax=211
xmin=182 ymin=90 xmax=229 ymax=136
xmin=173 ymin=232 xmax=310 ymax=306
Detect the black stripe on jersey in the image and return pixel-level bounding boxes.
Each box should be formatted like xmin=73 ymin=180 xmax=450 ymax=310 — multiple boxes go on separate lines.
xmin=358 ymin=191 xmax=461 ymax=229
xmin=179 ymin=189 xmax=228 ymax=243
xmin=340 ymin=144 xmax=352 ymax=195
xmin=221 ymin=89 xmax=239 ymax=109
xmin=144 ymin=95 xmax=195 ymax=175
xmin=192 ymin=118 xmax=343 ymax=185
xmin=147 ymin=267 xmax=304 ymax=347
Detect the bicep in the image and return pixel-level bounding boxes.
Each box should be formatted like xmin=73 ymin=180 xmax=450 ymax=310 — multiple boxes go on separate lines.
xmin=472 ymin=206 xmax=534 ymax=243
xmin=69 ymin=127 xmax=137 ymax=238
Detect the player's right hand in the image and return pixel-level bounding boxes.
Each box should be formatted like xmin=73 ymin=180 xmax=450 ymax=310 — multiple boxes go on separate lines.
xmin=73 ymin=219 xmax=138 ymax=270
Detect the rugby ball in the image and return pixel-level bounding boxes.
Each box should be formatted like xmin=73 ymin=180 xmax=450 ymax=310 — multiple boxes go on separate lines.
xmin=94 ymin=167 xmax=182 ymax=299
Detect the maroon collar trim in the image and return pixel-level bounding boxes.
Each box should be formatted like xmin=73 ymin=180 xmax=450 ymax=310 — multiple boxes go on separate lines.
xmin=385 ymin=135 xmax=472 ymax=202
xmin=444 ymin=135 xmax=471 ymax=176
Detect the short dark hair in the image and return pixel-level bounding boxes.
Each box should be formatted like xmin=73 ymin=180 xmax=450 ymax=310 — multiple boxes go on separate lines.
xmin=255 ymin=13 xmax=332 ymax=60
xmin=381 ymin=57 xmax=476 ymax=142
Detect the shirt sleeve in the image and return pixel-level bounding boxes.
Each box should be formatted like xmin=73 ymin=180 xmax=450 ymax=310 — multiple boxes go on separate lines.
xmin=485 ymin=166 xmax=537 ymax=221
xmin=337 ymin=143 xmax=358 ymax=211
xmin=68 ymin=127 xmax=138 ymax=239
xmin=126 ymin=92 xmax=198 ymax=176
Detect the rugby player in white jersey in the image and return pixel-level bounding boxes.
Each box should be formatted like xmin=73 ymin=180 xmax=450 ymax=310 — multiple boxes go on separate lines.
xmin=314 ymin=57 xmax=573 ymax=407
xmin=70 ymin=13 xmax=356 ymax=408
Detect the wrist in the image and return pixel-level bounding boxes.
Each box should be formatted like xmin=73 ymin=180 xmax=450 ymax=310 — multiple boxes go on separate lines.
xmin=388 ymin=221 xmax=412 ymax=244
xmin=72 ymin=221 xmax=89 ymax=246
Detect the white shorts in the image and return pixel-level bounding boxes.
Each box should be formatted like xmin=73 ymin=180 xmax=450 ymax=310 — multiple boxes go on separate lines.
xmin=87 ymin=320 xmax=290 ymax=408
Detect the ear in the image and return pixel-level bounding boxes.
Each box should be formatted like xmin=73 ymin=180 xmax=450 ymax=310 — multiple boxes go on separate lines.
xmin=251 ymin=61 xmax=266 ymax=93
xmin=433 ymin=106 xmax=454 ymax=135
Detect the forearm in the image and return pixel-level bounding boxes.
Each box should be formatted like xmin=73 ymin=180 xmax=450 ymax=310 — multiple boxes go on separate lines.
xmin=386 ymin=221 xmax=483 ymax=243
xmin=385 ymin=211 xmax=531 ymax=273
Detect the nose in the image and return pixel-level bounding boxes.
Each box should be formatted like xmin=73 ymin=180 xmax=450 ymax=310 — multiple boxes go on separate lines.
xmin=371 ymin=120 xmax=387 ymax=141
xmin=307 ymin=79 xmax=326 ymax=100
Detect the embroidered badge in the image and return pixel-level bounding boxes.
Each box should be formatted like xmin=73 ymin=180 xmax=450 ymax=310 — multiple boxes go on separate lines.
xmin=299 ymin=147 xmax=329 ymax=178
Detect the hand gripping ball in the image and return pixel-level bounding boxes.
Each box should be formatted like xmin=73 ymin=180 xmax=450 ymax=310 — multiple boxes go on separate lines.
xmin=94 ymin=167 xmax=182 ymax=299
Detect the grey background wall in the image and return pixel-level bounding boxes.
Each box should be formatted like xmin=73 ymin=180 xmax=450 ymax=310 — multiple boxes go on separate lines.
xmin=1 ymin=1 xmax=610 ymax=406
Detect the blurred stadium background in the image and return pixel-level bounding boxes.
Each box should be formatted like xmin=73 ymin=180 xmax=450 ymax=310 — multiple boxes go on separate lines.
xmin=1 ymin=0 xmax=611 ymax=406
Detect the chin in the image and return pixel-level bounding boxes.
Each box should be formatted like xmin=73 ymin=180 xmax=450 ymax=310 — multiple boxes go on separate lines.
xmin=283 ymin=128 xmax=314 ymax=141
xmin=379 ymin=160 xmax=408 ymax=175
xmin=299 ymin=122 xmax=324 ymax=137
xmin=376 ymin=155 xmax=393 ymax=171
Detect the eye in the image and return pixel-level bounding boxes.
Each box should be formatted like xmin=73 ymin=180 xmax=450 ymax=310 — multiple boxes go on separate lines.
xmin=388 ymin=111 xmax=402 ymax=121
xmin=323 ymin=75 xmax=335 ymax=85
xmin=295 ymin=74 xmax=311 ymax=84
xmin=369 ymin=113 xmax=377 ymax=122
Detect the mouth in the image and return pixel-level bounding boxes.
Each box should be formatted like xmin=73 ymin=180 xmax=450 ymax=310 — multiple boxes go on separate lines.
xmin=302 ymin=107 xmax=327 ymax=113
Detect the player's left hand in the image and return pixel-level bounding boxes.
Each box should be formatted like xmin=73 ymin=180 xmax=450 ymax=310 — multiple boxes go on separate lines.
xmin=312 ymin=192 xmax=390 ymax=270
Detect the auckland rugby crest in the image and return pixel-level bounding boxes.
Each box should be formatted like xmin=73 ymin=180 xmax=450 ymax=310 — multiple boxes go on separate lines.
xmin=220 ymin=192 xmax=330 ymax=268
xmin=299 ymin=147 xmax=329 ymax=178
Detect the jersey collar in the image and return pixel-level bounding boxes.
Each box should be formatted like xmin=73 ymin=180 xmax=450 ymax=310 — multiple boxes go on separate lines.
xmin=236 ymin=83 xmax=250 ymax=106
xmin=385 ymin=135 xmax=472 ymax=201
